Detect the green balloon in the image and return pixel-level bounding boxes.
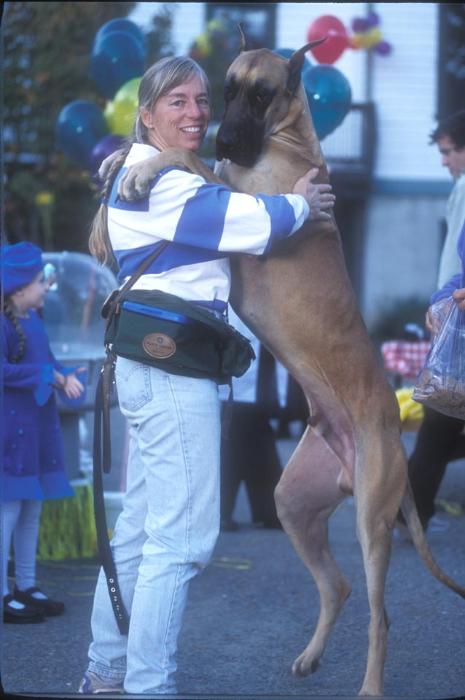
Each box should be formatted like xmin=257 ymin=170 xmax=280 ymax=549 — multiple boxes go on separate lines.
xmin=104 ymin=77 xmax=141 ymax=136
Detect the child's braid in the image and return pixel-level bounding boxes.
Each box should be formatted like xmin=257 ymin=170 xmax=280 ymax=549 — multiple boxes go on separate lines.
xmin=3 ymin=300 xmax=26 ymax=362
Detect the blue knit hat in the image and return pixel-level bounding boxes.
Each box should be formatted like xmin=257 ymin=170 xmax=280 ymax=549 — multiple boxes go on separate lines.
xmin=2 ymin=242 xmax=44 ymax=295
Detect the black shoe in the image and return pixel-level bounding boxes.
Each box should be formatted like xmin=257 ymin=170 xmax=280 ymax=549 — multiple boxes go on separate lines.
xmin=3 ymin=594 xmax=45 ymax=624
xmin=14 ymin=586 xmax=65 ymax=617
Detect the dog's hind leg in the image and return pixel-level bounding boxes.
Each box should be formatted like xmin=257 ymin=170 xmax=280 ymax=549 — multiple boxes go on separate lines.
xmin=354 ymin=430 xmax=407 ymax=696
xmin=275 ymin=426 xmax=352 ymax=677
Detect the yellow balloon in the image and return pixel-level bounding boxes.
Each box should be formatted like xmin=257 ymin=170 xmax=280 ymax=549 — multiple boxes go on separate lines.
xmin=351 ymin=33 xmax=364 ymax=49
xmin=364 ymin=27 xmax=382 ymax=49
xmin=104 ymin=77 xmax=141 ymax=136
xmin=207 ymin=19 xmax=224 ymax=33
xmin=196 ymin=32 xmax=211 ymax=56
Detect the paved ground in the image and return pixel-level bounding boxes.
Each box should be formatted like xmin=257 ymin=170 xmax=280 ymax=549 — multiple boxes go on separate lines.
xmin=2 ymin=434 xmax=465 ymax=699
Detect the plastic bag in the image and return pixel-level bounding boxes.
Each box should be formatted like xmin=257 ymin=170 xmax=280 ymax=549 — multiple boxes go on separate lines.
xmin=412 ymin=297 xmax=465 ymax=419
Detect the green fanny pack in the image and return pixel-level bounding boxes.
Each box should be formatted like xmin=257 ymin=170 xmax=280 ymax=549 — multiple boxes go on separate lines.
xmin=102 ymin=288 xmax=255 ymax=384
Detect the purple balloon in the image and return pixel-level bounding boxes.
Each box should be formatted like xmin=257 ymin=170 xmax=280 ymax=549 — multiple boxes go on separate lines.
xmin=90 ymin=134 xmax=126 ymax=174
xmin=374 ymin=41 xmax=392 ymax=56
xmin=366 ymin=11 xmax=380 ymax=28
xmin=351 ymin=17 xmax=370 ymax=33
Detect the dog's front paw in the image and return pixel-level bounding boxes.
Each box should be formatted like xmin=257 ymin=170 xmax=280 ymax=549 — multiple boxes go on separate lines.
xmin=118 ymin=163 xmax=154 ymax=201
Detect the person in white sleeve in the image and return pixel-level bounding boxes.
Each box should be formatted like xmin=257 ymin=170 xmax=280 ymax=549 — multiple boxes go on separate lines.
xmin=79 ymin=55 xmax=335 ymax=695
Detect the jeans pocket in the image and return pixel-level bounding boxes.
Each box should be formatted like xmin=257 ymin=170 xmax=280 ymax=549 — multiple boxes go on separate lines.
xmin=115 ymin=358 xmax=153 ymax=412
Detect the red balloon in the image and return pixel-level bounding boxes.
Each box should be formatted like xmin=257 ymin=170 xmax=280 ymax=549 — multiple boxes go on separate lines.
xmin=307 ymin=15 xmax=350 ymax=64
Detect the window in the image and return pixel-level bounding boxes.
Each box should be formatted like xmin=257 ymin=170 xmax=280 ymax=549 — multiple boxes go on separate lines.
xmin=438 ymin=4 xmax=465 ymax=118
xmin=206 ymin=3 xmax=276 ymax=49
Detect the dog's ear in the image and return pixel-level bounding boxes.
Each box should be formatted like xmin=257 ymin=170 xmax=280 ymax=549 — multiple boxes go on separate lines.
xmin=238 ymin=23 xmax=248 ymax=53
xmin=287 ymin=38 xmax=326 ymax=94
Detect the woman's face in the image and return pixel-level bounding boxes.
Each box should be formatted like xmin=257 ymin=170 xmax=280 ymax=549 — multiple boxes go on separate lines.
xmin=141 ymin=74 xmax=210 ymax=152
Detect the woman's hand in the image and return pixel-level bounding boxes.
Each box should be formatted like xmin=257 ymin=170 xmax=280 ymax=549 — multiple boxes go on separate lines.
xmin=426 ymin=297 xmax=454 ymax=338
xmin=452 ymin=287 xmax=465 ymax=310
xmin=293 ymin=167 xmax=336 ymax=221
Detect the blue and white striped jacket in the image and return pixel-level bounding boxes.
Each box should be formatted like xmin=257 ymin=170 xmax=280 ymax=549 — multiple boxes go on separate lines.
xmin=108 ymin=143 xmax=309 ymax=313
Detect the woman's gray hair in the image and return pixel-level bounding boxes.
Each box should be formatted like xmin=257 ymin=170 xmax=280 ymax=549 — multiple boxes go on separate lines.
xmin=134 ymin=56 xmax=210 ymax=143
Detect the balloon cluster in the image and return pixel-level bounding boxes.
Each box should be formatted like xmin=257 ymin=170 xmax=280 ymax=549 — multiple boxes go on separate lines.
xmin=55 ymin=19 xmax=145 ymax=172
xmin=351 ymin=11 xmax=392 ymax=55
xmin=306 ymin=12 xmax=392 ymax=65
xmin=273 ymin=47 xmax=352 ymax=140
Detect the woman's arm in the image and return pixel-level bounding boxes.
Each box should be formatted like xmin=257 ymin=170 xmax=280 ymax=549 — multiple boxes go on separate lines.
xmin=108 ymin=167 xmax=332 ymax=258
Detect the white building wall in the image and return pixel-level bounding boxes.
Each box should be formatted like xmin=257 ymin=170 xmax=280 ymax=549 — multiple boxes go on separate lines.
xmin=362 ymin=194 xmax=448 ymax=328
xmin=360 ymin=4 xmax=451 ymax=327
xmin=371 ymin=3 xmax=444 ymax=181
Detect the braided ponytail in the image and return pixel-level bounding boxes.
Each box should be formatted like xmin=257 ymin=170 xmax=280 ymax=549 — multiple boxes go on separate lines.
xmin=89 ymin=143 xmax=132 ymax=266
xmin=3 ymin=299 xmax=26 ymax=362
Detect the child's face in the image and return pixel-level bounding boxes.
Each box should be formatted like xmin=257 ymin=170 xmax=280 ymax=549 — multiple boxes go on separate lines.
xmin=11 ymin=270 xmax=49 ymax=313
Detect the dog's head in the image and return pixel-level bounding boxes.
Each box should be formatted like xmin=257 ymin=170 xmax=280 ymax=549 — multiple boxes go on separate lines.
xmin=215 ymin=38 xmax=324 ymax=167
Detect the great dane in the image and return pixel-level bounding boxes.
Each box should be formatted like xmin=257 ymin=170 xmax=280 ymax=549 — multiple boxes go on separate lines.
xmin=113 ymin=40 xmax=465 ymax=696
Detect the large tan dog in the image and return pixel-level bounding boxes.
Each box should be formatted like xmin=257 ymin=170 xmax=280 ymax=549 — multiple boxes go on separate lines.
xmin=116 ymin=42 xmax=465 ymax=696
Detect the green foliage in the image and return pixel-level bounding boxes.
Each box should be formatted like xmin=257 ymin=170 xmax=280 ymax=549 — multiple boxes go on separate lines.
xmin=3 ymin=1 xmax=174 ymax=252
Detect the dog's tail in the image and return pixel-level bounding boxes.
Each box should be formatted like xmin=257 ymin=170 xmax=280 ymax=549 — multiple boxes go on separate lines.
xmin=400 ymin=483 xmax=465 ymax=598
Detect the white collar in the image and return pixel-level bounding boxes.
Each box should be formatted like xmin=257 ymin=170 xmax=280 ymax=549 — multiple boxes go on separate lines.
xmin=126 ymin=143 xmax=161 ymax=166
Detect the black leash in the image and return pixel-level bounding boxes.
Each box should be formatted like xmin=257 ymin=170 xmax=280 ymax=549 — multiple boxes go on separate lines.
xmin=92 ymin=351 xmax=129 ymax=635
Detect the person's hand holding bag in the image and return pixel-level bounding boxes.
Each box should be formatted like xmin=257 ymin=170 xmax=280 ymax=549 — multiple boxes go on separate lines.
xmin=413 ymin=293 xmax=465 ymax=419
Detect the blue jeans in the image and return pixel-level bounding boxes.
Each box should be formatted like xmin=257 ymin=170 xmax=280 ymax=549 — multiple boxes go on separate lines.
xmin=87 ymin=358 xmax=221 ymax=693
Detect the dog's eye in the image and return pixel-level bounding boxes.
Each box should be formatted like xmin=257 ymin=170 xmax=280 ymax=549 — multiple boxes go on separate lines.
xmin=254 ymin=88 xmax=273 ymax=108
xmin=224 ymin=82 xmax=236 ymax=102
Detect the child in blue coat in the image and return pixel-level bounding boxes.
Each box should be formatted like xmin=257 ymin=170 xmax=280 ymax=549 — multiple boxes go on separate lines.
xmin=2 ymin=242 xmax=84 ymax=623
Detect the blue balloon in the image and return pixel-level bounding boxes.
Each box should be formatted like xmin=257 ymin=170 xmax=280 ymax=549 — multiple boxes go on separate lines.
xmin=273 ymin=47 xmax=295 ymax=59
xmin=91 ymin=30 xmax=145 ymax=99
xmin=55 ymin=100 xmax=108 ymax=169
xmin=302 ymin=65 xmax=352 ymax=140
xmin=95 ymin=18 xmax=145 ymax=53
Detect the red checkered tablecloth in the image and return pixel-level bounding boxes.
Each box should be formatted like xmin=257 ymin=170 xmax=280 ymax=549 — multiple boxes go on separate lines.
xmin=381 ymin=340 xmax=431 ymax=380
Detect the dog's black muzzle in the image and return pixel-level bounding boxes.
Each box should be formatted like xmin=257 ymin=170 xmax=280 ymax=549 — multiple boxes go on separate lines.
xmin=216 ymin=114 xmax=265 ymax=168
